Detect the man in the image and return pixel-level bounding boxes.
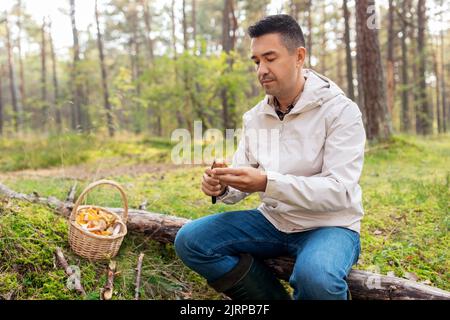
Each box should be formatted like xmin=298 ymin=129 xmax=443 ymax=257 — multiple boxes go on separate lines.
xmin=175 ymin=14 xmax=366 ymax=300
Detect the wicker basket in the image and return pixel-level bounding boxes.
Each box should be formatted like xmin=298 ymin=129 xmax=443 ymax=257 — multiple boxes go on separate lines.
xmin=69 ymin=180 xmax=128 ymax=261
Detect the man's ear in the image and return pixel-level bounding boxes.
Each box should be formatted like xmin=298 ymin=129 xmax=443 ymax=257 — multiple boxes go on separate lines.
xmin=296 ymin=47 xmax=307 ymax=68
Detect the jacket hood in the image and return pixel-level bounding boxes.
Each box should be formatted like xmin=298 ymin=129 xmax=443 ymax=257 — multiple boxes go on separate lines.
xmin=260 ymin=69 xmax=345 ymax=117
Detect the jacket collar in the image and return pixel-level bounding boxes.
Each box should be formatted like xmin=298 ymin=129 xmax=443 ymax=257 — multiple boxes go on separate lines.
xmin=259 ymin=69 xmax=344 ymax=117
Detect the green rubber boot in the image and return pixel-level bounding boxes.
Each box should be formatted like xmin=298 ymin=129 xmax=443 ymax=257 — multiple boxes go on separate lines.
xmin=208 ymin=253 xmax=292 ymax=300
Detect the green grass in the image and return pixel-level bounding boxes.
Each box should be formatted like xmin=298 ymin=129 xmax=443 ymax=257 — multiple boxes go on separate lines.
xmin=0 ymin=133 xmax=449 ymax=299
xmin=0 ymin=133 xmax=173 ymax=172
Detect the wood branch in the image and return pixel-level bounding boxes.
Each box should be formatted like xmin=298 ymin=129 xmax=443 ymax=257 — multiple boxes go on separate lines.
xmin=101 ymin=260 xmax=116 ymax=300
xmin=55 ymin=247 xmax=86 ymax=296
xmin=66 ymin=183 xmax=78 ymax=203
xmin=138 ymin=199 xmax=148 ymax=211
xmin=3 ymin=183 xmax=450 ymax=300
xmin=134 ymin=253 xmax=144 ymax=300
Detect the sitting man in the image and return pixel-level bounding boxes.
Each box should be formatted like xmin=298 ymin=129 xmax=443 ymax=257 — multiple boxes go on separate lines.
xmin=175 ymin=14 xmax=366 ymax=300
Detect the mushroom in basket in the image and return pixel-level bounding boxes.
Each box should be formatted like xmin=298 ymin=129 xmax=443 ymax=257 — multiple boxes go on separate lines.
xmin=75 ymin=208 xmax=122 ymax=236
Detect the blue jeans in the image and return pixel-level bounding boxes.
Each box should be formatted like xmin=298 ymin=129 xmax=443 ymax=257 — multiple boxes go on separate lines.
xmin=174 ymin=209 xmax=360 ymax=300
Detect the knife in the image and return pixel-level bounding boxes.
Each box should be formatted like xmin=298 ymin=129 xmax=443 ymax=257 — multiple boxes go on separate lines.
xmin=211 ymin=160 xmax=217 ymax=204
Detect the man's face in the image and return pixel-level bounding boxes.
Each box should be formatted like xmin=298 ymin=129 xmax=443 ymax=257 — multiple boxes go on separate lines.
xmin=250 ymin=33 xmax=303 ymax=98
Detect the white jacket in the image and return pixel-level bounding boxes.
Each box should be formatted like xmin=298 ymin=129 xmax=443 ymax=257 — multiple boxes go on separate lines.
xmin=217 ymin=69 xmax=366 ymax=234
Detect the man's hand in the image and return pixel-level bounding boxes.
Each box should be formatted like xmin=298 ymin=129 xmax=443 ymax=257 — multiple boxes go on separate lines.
xmin=211 ymin=167 xmax=268 ymax=193
xmin=202 ymin=167 xmax=227 ymax=197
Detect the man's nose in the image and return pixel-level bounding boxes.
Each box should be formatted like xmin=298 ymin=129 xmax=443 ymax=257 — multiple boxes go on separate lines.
xmin=257 ymin=61 xmax=269 ymax=78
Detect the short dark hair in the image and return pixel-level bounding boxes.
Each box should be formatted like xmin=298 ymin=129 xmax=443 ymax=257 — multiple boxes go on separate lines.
xmin=248 ymin=14 xmax=305 ymax=53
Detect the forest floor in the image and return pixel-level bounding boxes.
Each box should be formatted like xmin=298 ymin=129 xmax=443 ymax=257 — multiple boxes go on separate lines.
xmin=0 ymin=133 xmax=449 ymax=299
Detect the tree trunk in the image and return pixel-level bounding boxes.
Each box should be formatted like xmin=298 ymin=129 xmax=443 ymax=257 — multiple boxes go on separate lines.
xmin=127 ymin=3 xmax=142 ymax=134
xmin=95 ymin=0 xmax=115 ymax=137
xmin=320 ymin=2 xmax=327 ymax=73
xmin=416 ymin=0 xmax=432 ymax=135
xmin=182 ymin=0 xmax=189 ymax=51
xmin=16 ymin=0 xmax=26 ymax=115
xmin=170 ymin=0 xmax=178 ymax=60
xmin=408 ymin=6 xmax=419 ymax=133
xmin=0 ymin=65 xmax=3 ymax=135
xmin=156 ymin=113 xmax=162 ymax=136
xmin=343 ymin=0 xmax=355 ymax=101
xmin=141 ymin=0 xmax=154 ymax=63
xmin=432 ymin=44 xmax=441 ymax=133
xmin=41 ymin=18 xmax=49 ymax=129
xmin=192 ymin=0 xmax=197 ymax=53
xmin=440 ymin=5 xmax=447 ymax=132
xmin=290 ymin=0 xmax=301 ymax=21
xmin=386 ymin=0 xmax=395 ymax=116
xmin=48 ymin=19 xmax=62 ymax=133
xmin=221 ymin=0 xmax=238 ymax=130
xmin=356 ymin=39 xmax=367 ymax=127
xmin=307 ymin=0 xmax=312 ymax=67
xmin=5 ymin=17 xmax=23 ymax=134
xmin=70 ymin=0 xmax=83 ymax=132
xmin=399 ymin=0 xmax=410 ymax=133
xmin=337 ymin=45 xmax=344 ymax=87
xmin=1 ymin=182 xmax=449 ymax=300
xmin=355 ymin=0 xmax=392 ymax=140
xmin=182 ymin=0 xmax=192 ymax=131
xmin=170 ymin=0 xmax=185 ymax=130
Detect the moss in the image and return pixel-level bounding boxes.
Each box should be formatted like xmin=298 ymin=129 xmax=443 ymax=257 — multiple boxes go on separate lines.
xmin=0 ymin=199 xmax=220 ymax=300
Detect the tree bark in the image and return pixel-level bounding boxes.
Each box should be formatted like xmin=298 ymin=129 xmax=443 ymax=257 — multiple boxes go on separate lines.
xmin=170 ymin=0 xmax=178 ymax=60
xmin=306 ymin=0 xmax=312 ymax=67
xmin=343 ymin=0 xmax=355 ymax=101
xmin=126 ymin=3 xmax=142 ymax=134
xmin=319 ymin=2 xmax=327 ymax=74
xmin=432 ymin=44 xmax=442 ymax=133
xmin=1 ymin=182 xmax=450 ymax=300
xmin=182 ymin=0 xmax=189 ymax=51
xmin=95 ymin=0 xmax=115 ymax=138
xmin=386 ymin=0 xmax=395 ymax=116
xmin=222 ymin=0 xmax=237 ymax=53
xmin=408 ymin=6 xmax=419 ymax=134
xmin=221 ymin=0 xmax=238 ymax=130
xmin=399 ymin=0 xmax=411 ymax=133
xmin=140 ymin=0 xmax=154 ymax=63
xmin=169 ymin=0 xmax=185 ymax=130
xmin=355 ymin=0 xmax=392 ymax=140
xmin=5 ymin=16 xmax=23 ymax=134
xmin=416 ymin=0 xmax=432 ymax=135
xmin=16 ymin=0 xmax=26 ymax=114
xmin=48 ymin=19 xmax=62 ymax=133
xmin=0 ymin=64 xmax=3 ymax=135
xmin=440 ymin=4 xmax=447 ymax=132
xmin=192 ymin=0 xmax=197 ymax=53
xmin=41 ymin=18 xmax=49 ymax=129
xmin=70 ymin=0 xmax=84 ymax=132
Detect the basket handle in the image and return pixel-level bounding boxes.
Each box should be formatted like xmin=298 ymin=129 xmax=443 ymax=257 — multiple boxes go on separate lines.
xmin=70 ymin=180 xmax=129 ymax=223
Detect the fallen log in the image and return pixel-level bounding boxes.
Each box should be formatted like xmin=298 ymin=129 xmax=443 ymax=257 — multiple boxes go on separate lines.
xmin=263 ymin=256 xmax=450 ymax=300
xmin=1 ymin=182 xmax=449 ymax=300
